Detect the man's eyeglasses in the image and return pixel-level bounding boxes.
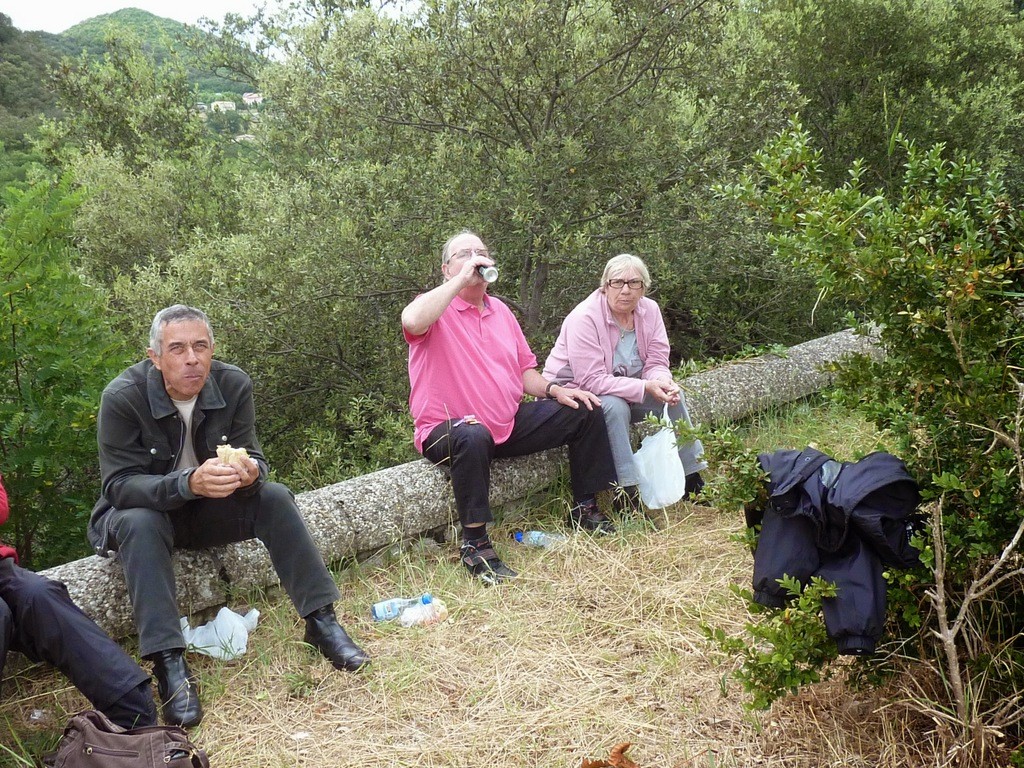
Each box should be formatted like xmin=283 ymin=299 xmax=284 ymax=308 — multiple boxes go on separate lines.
xmin=607 ymin=278 xmax=645 ymax=290
xmin=448 ymin=248 xmax=490 ymax=263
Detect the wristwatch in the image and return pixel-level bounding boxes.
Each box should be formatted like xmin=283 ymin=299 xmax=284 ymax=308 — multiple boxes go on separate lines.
xmin=545 ymin=381 xmax=558 ymax=398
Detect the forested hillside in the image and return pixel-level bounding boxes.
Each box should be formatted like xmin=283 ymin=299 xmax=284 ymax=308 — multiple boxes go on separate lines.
xmin=0 ymin=8 xmax=250 ymax=186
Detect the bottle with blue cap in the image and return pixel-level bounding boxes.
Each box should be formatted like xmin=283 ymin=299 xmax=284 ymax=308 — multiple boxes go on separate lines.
xmin=513 ymin=530 xmax=569 ymax=548
xmin=371 ymin=593 xmax=432 ymax=622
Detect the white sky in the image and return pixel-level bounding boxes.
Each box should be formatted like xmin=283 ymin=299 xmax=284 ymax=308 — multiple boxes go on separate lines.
xmin=3 ymin=1 xmax=281 ymax=34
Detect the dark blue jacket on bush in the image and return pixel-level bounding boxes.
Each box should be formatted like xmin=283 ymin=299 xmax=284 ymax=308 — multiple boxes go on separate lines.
xmin=746 ymin=447 xmax=921 ymax=655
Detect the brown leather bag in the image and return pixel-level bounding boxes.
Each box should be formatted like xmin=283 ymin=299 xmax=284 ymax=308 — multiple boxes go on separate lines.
xmin=44 ymin=709 xmax=210 ymax=768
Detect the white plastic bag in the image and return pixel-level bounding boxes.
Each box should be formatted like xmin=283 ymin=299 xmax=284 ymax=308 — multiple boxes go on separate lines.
xmin=632 ymin=404 xmax=687 ymax=509
xmin=180 ymin=606 xmax=260 ymax=660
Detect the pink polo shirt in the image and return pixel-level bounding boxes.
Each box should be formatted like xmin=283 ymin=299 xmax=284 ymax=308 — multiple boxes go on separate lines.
xmin=406 ymin=294 xmax=537 ymax=452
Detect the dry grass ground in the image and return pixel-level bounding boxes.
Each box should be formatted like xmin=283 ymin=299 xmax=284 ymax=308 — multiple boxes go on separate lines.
xmin=0 ymin=399 xmax=941 ymax=767
xmin=0 ymin=504 xmax=931 ymax=767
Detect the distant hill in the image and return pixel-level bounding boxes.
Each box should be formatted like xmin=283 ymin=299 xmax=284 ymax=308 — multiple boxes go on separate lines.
xmin=0 ymin=13 xmax=63 ymax=153
xmin=59 ymin=8 xmax=250 ymax=95
xmin=65 ymin=7 xmax=194 ymax=42
xmin=0 ymin=8 xmax=254 ymax=185
xmin=0 ymin=8 xmax=249 ymax=140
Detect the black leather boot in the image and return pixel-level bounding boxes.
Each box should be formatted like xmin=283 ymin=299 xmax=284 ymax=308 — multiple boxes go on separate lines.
xmin=304 ymin=605 xmax=371 ymax=672
xmin=149 ymin=649 xmax=203 ymax=728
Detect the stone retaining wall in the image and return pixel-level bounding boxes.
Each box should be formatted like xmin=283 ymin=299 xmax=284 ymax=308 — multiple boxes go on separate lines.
xmin=40 ymin=328 xmax=879 ymax=638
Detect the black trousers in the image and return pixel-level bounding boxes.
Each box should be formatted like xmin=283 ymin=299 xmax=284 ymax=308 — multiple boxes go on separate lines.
xmin=98 ymin=482 xmax=341 ymax=657
xmin=422 ymin=398 xmax=617 ymax=526
xmin=0 ymin=558 xmax=156 ymax=727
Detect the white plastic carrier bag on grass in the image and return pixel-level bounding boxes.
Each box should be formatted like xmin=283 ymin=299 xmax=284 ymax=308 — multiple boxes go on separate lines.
xmin=632 ymin=404 xmax=687 ymax=509
xmin=181 ymin=606 xmax=260 ymax=660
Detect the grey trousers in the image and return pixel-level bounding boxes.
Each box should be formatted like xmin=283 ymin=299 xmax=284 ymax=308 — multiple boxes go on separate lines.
xmin=601 ymin=391 xmax=708 ymax=488
xmin=100 ymin=482 xmax=341 ymax=657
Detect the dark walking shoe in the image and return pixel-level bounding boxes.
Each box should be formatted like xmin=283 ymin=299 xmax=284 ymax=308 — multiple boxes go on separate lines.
xmin=150 ymin=649 xmax=203 ymax=728
xmin=460 ymin=538 xmax=518 ymax=585
xmin=683 ymin=472 xmax=706 ymax=500
xmin=568 ymin=499 xmax=615 ymax=534
xmin=304 ymin=605 xmax=371 ymax=672
xmin=612 ymin=485 xmax=643 ymax=516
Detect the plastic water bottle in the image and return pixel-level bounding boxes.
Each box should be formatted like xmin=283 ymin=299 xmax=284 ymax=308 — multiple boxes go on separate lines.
xmin=399 ymin=594 xmax=447 ymax=627
xmin=371 ymin=593 xmax=432 ymax=622
xmin=513 ymin=530 xmax=569 ymax=548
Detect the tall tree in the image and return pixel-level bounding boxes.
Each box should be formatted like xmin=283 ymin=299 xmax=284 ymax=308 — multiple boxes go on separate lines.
xmin=739 ymin=0 xmax=1024 ymax=194
xmin=258 ymin=0 xmax=737 ymax=329
xmin=0 ymin=177 xmax=130 ymax=567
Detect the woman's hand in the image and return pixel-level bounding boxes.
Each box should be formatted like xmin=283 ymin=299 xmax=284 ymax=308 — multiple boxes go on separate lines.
xmin=645 ymin=378 xmax=681 ymax=405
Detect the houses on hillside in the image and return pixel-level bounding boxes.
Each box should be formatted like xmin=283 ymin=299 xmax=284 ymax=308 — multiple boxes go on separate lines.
xmin=192 ymin=93 xmax=264 ymax=142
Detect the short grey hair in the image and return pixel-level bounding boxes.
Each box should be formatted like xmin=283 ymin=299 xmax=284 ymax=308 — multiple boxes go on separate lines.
xmin=600 ymin=254 xmax=651 ymax=290
xmin=441 ymin=229 xmax=482 ymax=265
xmin=148 ymin=305 xmax=214 ymax=355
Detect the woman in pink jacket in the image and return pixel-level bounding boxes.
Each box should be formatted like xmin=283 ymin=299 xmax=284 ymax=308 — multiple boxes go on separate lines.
xmin=543 ymin=254 xmax=706 ymax=512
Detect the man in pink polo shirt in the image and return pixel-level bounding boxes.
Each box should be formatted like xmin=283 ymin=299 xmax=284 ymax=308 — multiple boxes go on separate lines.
xmin=402 ymin=230 xmax=618 ymax=584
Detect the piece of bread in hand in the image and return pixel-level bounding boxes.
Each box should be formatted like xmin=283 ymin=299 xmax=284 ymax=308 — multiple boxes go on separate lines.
xmin=216 ymin=444 xmax=250 ymax=464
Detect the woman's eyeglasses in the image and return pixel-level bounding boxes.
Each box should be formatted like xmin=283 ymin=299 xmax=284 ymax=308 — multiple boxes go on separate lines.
xmin=607 ymin=278 xmax=644 ymax=290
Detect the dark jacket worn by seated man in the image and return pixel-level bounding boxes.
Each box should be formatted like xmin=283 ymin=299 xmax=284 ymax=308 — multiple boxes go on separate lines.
xmin=88 ymin=304 xmax=369 ymax=729
xmin=0 ymin=474 xmax=156 ymax=729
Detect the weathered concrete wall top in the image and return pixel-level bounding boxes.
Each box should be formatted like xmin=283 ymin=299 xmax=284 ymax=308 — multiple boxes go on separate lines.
xmin=40 ymin=328 xmax=880 ymax=638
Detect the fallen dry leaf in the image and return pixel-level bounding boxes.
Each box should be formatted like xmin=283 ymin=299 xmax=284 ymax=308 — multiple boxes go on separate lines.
xmin=581 ymin=742 xmax=640 ymax=768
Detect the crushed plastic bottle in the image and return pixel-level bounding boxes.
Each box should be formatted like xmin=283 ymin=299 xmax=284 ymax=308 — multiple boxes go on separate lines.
xmin=371 ymin=593 xmax=432 ymax=622
xmin=399 ymin=594 xmax=448 ymax=627
xmin=28 ymin=709 xmax=55 ymax=727
xmin=513 ymin=530 xmax=569 ymax=548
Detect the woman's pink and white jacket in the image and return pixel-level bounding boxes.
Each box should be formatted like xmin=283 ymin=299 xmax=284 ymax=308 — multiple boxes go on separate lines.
xmin=542 ymin=288 xmax=673 ymax=404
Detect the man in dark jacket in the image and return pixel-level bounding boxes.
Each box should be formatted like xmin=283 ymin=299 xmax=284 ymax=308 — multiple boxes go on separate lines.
xmin=0 ymin=474 xmax=156 ymax=728
xmin=88 ymin=305 xmax=369 ymax=728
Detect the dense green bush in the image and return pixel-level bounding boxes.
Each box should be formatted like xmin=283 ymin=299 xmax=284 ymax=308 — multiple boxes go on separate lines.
xmin=0 ymin=177 xmax=130 ymax=568
xmin=720 ymin=121 xmax=1024 ymax=759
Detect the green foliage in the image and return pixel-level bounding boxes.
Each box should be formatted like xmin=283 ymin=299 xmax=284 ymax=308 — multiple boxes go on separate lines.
xmin=283 ymin=396 xmax=418 ymax=491
xmin=60 ymin=9 xmax=251 ymax=95
xmin=39 ymin=32 xmax=209 ymax=171
xmin=0 ymin=15 xmax=61 ymax=136
xmin=0 ymin=177 xmax=130 ymax=567
xmin=741 ymin=0 xmax=1024 ymax=196
xmin=0 ymin=14 xmax=61 ymax=188
xmin=69 ymin=146 xmax=241 ymax=282
xmin=691 ymin=423 xmax=768 ymax=516
xmin=705 ymin=576 xmax=839 ymax=710
xmin=36 ymin=28 xmax=245 ymax=281
xmin=727 ymin=120 xmax=1024 ymax=741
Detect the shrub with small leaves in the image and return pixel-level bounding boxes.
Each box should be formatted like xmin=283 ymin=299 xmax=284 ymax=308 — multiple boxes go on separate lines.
xmin=705 ymin=575 xmax=839 ymax=710
xmin=0 ymin=176 xmax=130 ymax=566
xmin=721 ymin=119 xmax=1024 ymax=754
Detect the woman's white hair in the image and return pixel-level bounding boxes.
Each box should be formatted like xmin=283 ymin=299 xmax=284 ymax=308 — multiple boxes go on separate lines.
xmin=600 ymin=254 xmax=650 ymax=290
